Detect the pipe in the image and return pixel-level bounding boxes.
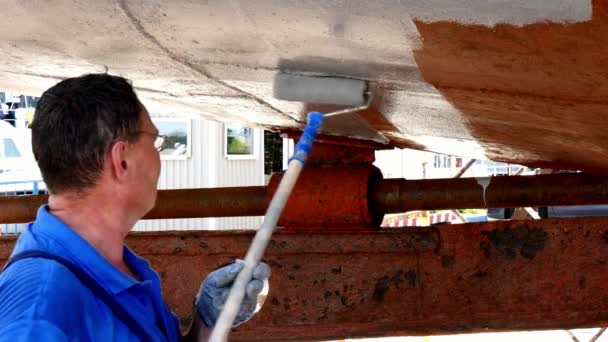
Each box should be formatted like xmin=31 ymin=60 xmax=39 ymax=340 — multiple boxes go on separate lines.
xmin=149 ymin=187 xmax=267 ymax=219
xmin=0 ymin=187 xmax=268 ymax=224
xmin=374 ymin=172 xmax=608 ymax=213
xmin=3 ymin=173 xmax=608 ymax=224
xmin=268 ymin=166 xmax=383 ymax=229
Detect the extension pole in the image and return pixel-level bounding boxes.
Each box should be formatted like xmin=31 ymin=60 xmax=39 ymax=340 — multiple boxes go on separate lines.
xmin=208 ymin=112 xmax=324 ymax=342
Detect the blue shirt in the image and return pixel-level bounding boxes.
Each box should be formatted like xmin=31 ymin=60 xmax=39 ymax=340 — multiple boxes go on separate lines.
xmin=0 ymin=206 xmax=181 ymax=341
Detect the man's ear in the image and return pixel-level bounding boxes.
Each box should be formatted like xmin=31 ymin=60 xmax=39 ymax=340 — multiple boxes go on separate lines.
xmin=109 ymin=141 xmax=130 ymax=181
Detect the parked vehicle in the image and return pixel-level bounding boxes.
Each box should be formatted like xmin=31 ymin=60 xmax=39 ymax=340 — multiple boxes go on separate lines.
xmin=0 ymin=119 xmax=37 ymax=174
xmin=0 ymin=120 xmax=44 ymax=195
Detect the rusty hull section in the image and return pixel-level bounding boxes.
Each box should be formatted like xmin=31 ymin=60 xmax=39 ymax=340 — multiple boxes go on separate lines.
xmin=413 ymin=0 xmax=608 ymax=171
xmin=3 ymin=218 xmax=608 ymax=340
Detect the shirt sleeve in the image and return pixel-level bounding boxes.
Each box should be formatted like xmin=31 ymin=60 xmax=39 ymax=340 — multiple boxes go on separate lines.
xmin=0 ymin=319 xmax=68 ymax=342
xmin=0 ymin=259 xmax=78 ymax=341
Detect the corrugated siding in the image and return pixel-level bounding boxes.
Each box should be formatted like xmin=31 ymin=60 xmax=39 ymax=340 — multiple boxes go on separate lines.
xmin=214 ymin=121 xmax=264 ymax=230
xmin=134 ymin=119 xmax=263 ymax=231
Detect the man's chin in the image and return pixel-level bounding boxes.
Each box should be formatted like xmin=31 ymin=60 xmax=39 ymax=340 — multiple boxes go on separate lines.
xmin=131 ymin=196 xmax=157 ymax=221
xmin=144 ymin=196 xmax=158 ymax=216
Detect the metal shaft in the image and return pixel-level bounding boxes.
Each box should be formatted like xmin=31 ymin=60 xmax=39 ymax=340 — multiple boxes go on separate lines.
xmin=2 ymin=173 xmax=608 ymax=224
xmin=374 ymin=172 xmax=608 ymax=213
xmin=0 ymin=187 xmax=268 ymax=224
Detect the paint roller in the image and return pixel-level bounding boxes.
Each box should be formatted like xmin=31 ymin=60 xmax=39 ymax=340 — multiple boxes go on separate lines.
xmin=208 ymin=73 xmax=371 ymax=342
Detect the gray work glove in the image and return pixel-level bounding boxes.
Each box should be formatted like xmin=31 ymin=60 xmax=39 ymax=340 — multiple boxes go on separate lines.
xmin=195 ymin=260 xmax=271 ymax=328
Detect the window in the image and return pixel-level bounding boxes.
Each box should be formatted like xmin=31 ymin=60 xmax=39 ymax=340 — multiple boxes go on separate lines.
xmin=3 ymin=139 xmax=21 ymax=158
xmin=433 ymin=155 xmax=441 ymax=168
xmin=443 ymin=156 xmax=451 ymax=168
xmin=432 ymin=154 xmax=453 ymax=169
xmin=151 ymin=118 xmax=191 ymax=160
xmin=225 ymin=124 xmax=256 ymax=159
xmin=495 ymin=166 xmax=508 ymax=174
xmin=456 ymin=157 xmax=462 ymax=168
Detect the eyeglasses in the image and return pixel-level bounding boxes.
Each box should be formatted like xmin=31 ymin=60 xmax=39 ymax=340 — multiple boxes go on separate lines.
xmin=135 ymin=131 xmax=167 ymax=152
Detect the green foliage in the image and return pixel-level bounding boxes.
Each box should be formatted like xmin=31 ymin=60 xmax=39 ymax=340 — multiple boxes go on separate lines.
xmin=458 ymin=209 xmax=487 ymax=215
xmin=165 ymin=131 xmax=187 ymax=148
xmin=227 ymin=137 xmax=250 ymax=154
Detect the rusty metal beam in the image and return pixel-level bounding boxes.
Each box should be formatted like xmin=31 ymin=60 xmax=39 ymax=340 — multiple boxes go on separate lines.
xmin=0 ymin=194 xmax=48 ymax=223
xmin=3 ymin=218 xmax=607 ymax=340
xmin=3 ymin=173 xmax=608 ymax=224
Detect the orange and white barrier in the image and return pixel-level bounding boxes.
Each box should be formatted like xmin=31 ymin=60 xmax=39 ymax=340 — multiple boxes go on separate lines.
xmin=381 ymin=211 xmax=465 ymax=227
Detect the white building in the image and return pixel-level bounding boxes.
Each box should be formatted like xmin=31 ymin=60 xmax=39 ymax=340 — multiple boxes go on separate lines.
xmin=374 ymin=148 xmax=530 ymax=180
xmin=134 ymin=118 xmax=267 ymax=231
xmin=1 ymin=108 xmax=270 ymax=233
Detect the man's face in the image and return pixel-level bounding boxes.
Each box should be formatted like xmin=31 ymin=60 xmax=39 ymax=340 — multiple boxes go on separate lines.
xmin=128 ymin=106 xmax=161 ymax=214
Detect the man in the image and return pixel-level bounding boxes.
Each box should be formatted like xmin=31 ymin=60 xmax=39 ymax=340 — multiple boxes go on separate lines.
xmin=0 ymin=74 xmax=269 ymax=341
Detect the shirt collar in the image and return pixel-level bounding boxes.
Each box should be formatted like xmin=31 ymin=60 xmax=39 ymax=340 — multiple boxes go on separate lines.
xmin=30 ymin=205 xmax=145 ymax=294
